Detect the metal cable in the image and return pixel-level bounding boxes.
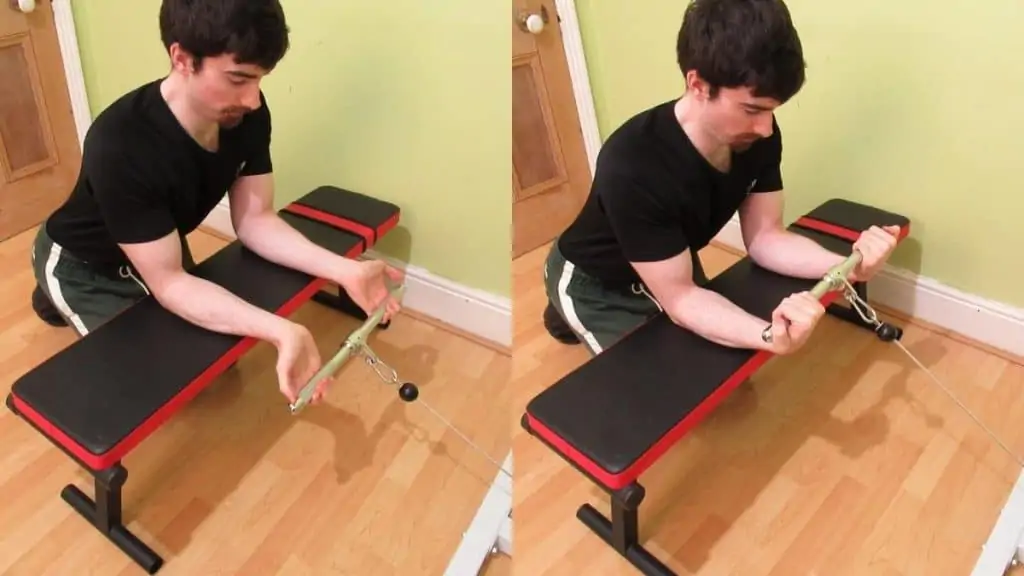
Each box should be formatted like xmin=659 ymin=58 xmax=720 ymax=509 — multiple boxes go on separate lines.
xmin=364 ymin=351 xmax=513 ymax=494
xmin=841 ymin=279 xmax=1024 ymax=469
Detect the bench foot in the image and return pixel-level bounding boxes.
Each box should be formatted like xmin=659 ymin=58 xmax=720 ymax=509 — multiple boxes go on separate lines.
xmin=61 ymin=465 xmax=163 ymax=574
xmin=576 ymin=483 xmax=677 ymax=576
xmin=313 ymin=285 xmax=391 ymax=330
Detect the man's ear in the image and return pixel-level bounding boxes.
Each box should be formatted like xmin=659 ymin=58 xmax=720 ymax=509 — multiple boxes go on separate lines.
xmin=684 ymin=70 xmax=711 ymax=101
xmin=168 ymin=43 xmax=196 ymax=75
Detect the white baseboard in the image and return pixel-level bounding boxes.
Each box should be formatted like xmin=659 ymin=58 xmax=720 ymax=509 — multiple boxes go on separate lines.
xmin=200 ymin=201 xmax=511 ymax=349
xmin=712 ymin=215 xmax=1024 ymax=359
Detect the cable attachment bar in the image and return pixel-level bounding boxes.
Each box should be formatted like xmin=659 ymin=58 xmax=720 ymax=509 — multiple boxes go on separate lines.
xmin=289 ymin=284 xmax=407 ymax=414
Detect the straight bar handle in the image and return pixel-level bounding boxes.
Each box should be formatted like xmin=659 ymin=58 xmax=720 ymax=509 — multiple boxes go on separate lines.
xmin=289 ymin=283 xmax=406 ymax=414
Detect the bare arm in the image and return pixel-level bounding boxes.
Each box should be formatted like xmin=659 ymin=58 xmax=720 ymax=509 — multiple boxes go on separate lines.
xmin=120 ymin=231 xmax=295 ymax=345
xmin=228 ymin=174 xmax=360 ymax=281
xmin=738 ymin=190 xmax=849 ymax=280
xmin=632 ymin=253 xmax=774 ymax=351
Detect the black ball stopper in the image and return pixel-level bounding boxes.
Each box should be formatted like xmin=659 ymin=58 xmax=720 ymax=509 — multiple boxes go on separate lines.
xmin=398 ymin=382 xmax=419 ymax=402
xmin=876 ymin=322 xmax=903 ymax=342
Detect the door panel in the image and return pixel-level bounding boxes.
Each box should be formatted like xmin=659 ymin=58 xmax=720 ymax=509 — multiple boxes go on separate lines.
xmin=512 ymin=57 xmax=563 ymax=194
xmin=511 ymin=0 xmax=592 ymax=258
xmin=0 ymin=1 xmax=81 ymax=241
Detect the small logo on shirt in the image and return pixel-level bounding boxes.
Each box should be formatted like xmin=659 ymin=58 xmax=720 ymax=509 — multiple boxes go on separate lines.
xmin=746 ymin=179 xmax=757 ymax=193
xmin=236 ymin=161 xmax=246 ymax=176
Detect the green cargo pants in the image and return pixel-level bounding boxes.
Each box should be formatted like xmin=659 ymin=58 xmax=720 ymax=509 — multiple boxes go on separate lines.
xmin=542 ymin=240 xmax=708 ymax=356
xmin=31 ymin=225 xmax=195 ymax=337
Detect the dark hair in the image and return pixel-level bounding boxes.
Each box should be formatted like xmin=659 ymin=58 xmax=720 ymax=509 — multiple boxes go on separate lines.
xmin=676 ymin=0 xmax=805 ymax=102
xmin=159 ymin=0 xmax=290 ymax=71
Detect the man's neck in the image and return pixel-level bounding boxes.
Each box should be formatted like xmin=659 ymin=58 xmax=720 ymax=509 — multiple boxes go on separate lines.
xmin=674 ymin=95 xmax=730 ymax=172
xmin=160 ymin=75 xmax=219 ymax=151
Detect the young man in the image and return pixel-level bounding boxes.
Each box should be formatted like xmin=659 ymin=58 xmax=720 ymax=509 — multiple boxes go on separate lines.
xmin=544 ymin=0 xmax=899 ymax=356
xmin=31 ymin=0 xmax=402 ymax=404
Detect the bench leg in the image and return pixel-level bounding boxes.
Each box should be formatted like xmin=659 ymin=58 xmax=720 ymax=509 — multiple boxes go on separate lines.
xmin=576 ymin=482 xmax=677 ymax=576
xmin=520 ymin=414 xmax=677 ymax=575
xmin=313 ymin=284 xmax=391 ymax=330
xmin=61 ymin=464 xmax=163 ymax=574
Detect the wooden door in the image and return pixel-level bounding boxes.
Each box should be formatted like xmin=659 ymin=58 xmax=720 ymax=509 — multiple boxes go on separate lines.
xmin=0 ymin=0 xmax=81 ymax=242
xmin=512 ymin=0 xmax=592 ymax=258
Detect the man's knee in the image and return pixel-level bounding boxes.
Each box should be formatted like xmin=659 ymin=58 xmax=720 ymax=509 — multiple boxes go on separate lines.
xmin=544 ymin=301 xmax=582 ymax=346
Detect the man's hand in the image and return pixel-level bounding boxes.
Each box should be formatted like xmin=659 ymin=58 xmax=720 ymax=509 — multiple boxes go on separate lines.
xmin=272 ymin=321 xmax=331 ymax=405
xmin=766 ymin=291 xmax=826 ymax=355
xmin=851 ymin=225 xmax=900 ymax=282
xmin=336 ymin=260 xmax=405 ymax=322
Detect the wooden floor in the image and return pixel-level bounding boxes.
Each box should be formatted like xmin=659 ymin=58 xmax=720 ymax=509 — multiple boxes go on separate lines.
xmin=511 ymin=241 xmax=1024 ymax=575
xmin=0 ymin=226 xmax=511 ymax=575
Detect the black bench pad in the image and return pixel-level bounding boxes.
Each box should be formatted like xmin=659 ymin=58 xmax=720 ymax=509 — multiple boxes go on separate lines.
xmin=8 ymin=186 xmax=399 ymax=471
xmin=523 ymin=199 xmax=910 ymax=490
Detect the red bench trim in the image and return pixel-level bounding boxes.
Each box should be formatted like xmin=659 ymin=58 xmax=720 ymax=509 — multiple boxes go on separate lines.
xmin=526 ymin=218 xmax=911 ymax=491
xmin=281 ymin=203 xmax=400 ymax=252
xmin=794 ymin=216 xmax=912 ymax=243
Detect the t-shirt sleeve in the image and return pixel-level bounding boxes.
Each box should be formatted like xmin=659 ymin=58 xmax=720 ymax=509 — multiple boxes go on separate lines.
xmin=600 ymin=173 xmax=690 ymax=263
xmin=240 ymin=92 xmax=273 ymax=176
xmin=88 ymin=139 xmax=176 ymax=245
xmin=750 ymin=116 xmax=784 ymax=193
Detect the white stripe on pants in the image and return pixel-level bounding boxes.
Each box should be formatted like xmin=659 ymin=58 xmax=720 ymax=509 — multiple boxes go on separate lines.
xmin=43 ymin=242 xmax=90 ymax=336
xmin=555 ymin=258 xmax=604 ymax=355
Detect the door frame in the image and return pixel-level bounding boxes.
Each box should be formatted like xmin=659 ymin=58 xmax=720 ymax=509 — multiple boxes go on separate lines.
xmin=548 ymin=0 xmax=602 ymax=175
xmin=47 ymin=0 xmax=91 ymax=147
xmin=52 ymin=1 xmax=604 ymax=173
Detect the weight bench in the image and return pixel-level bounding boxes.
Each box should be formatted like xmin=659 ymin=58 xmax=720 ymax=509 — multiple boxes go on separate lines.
xmin=5 ymin=185 xmax=400 ymax=574
xmin=521 ymin=199 xmax=911 ymax=575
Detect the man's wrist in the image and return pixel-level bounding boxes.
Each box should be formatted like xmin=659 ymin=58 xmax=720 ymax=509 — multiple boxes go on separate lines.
xmin=332 ymin=256 xmax=360 ymax=284
xmin=756 ymin=322 xmax=776 ymax=352
xmin=263 ymin=315 xmax=299 ymax=348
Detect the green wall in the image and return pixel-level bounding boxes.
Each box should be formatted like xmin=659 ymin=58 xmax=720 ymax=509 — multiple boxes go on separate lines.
xmin=576 ymin=1 xmax=1024 ymax=307
xmin=70 ymin=1 xmax=510 ymax=298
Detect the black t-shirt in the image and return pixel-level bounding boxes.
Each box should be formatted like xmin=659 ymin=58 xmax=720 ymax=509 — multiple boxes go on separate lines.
xmin=46 ymin=78 xmax=273 ymax=266
xmin=557 ymin=99 xmax=783 ymax=288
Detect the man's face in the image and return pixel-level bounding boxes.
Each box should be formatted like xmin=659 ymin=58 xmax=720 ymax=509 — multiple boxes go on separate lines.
xmin=175 ymin=49 xmax=268 ymax=128
xmin=694 ymin=82 xmax=781 ymax=152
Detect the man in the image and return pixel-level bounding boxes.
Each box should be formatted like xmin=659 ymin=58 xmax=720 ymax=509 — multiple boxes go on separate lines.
xmin=543 ymin=0 xmax=899 ymax=356
xmin=30 ymin=0 xmax=402 ymax=404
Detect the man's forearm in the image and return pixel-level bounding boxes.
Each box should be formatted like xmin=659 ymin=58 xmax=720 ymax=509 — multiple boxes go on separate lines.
xmin=747 ymin=228 xmax=848 ymax=280
xmin=154 ymin=271 xmax=292 ymax=344
xmin=665 ymin=286 xmax=772 ymax=351
xmin=236 ymin=213 xmax=359 ymax=281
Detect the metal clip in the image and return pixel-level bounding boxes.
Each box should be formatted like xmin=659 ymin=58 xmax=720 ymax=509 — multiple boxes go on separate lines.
xmin=840 ymin=278 xmax=880 ymax=326
xmin=362 ymin=344 xmax=399 ymax=386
